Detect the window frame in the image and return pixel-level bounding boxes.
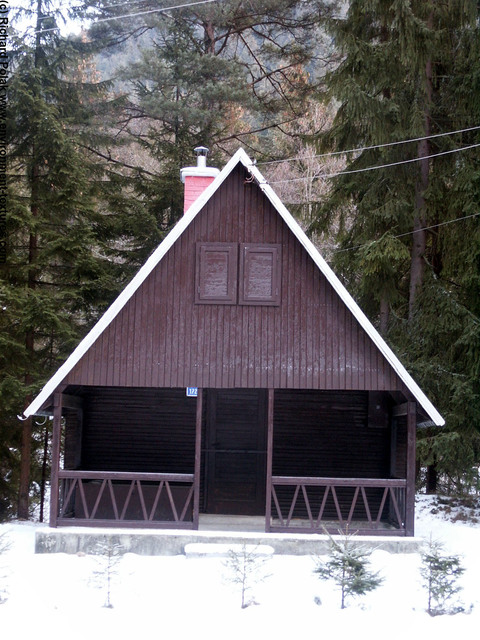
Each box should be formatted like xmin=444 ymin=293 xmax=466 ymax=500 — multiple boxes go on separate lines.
xmin=238 ymin=243 xmax=282 ymax=306
xmin=195 ymin=242 xmax=238 ymax=304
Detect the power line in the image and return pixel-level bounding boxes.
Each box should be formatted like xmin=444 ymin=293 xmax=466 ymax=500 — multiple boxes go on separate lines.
xmin=256 ymin=125 xmax=480 ymax=167
xmin=265 ymin=142 xmax=480 ymax=185
xmin=19 ymin=0 xmax=223 ymax=35
xmin=79 ymin=0 xmax=147 ymax=9
xmin=10 ymin=0 xmax=144 ymax=17
xmin=332 ymin=212 xmax=480 ymax=254
xmin=62 ymin=0 xmax=169 ymax=11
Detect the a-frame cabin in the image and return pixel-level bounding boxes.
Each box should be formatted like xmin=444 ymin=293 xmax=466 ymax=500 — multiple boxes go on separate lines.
xmin=25 ymin=148 xmax=444 ymax=536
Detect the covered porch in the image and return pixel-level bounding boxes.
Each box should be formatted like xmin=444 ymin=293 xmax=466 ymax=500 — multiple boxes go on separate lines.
xmin=48 ymin=386 xmax=417 ymax=536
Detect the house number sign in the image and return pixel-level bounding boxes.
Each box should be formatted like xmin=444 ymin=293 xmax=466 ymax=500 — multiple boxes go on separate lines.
xmin=186 ymin=387 xmax=198 ymax=397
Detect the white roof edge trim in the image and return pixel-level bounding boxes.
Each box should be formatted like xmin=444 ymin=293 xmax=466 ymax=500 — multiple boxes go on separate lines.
xmin=24 ymin=148 xmax=445 ymax=426
xmin=239 ymin=151 xmax=444 ymax=426
xmin=23 ymin=150 xmax=248 ymax=418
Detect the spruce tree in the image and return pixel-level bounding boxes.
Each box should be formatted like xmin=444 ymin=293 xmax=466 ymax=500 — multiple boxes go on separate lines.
xmin=314 ymin=530 xmax=383 ymax=609
xmin=312 ymin=0 xmax=480 ymax=489
xmin=91 ymin=539 xmax=123 ymax=608
xmin=223 ymin=544 xmax=272 ymax=609
xmin=421 ymin=538 xmax=465 ymax=616
xmin=4 ymin=0 xmax=149 ymax=519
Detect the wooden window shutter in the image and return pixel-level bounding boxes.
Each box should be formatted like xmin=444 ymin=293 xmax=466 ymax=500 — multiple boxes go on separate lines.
xmin=239 ymin=244 xmax=281 ymax=306
xmin=195 ymin=243 xmax=238 ymax=304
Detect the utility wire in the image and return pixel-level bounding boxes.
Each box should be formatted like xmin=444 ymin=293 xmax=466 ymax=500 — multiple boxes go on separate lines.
xmin=18 ymin=0 xmax=223 ymax=35
xmin=10 ymin=0 xmax=149 ymax=20
xmin=76 ymin=0 xmax=148 ymax=9
xmin=255 ymin=125 xmax=480 ymax=167
xmin=55 ymin=0 xmax=174 ymax=11
xmin=331 ymin=212 xmax=480 ymax=254
xmin=265 ymin=142 xmax=480 ymax=185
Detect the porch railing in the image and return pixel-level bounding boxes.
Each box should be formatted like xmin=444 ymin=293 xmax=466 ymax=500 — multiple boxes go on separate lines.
xmin=268 ymin=476 xmax=407 ymax=536
xmin=56 ymin=470 xmax=195 ymax=528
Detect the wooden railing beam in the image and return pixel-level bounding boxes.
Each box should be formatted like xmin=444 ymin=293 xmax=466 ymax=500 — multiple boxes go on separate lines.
xmin=272 ymin=476 xmax=406 ymax=488
xmin=58 ymin=470 xmax=194 ymax=482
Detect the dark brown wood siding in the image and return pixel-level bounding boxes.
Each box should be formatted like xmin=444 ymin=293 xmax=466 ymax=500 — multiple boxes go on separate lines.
xmin=79 ymin=388 xmax=196 ymax=473
xmin=392 ymin=416 xmax=408 ymax=478
xmin=65 ymin=165 xmax=408 ymax=392
xmin=64 ymin=409 xmax=82 ymax=470
xmin=272 ymin=390 xmax=390 ymax=479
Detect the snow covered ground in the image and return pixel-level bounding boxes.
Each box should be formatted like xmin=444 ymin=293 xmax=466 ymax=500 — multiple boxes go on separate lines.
xmin=0 ymin=494 xmax=479 ymax=640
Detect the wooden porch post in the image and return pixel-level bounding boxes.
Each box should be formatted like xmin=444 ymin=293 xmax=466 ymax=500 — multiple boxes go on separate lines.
xmin=265 ymin=388 xmax=274 ymax=532
xmin=193 ymin=388 xmax=203 ymax=530
xmin=49 ymin=392 xmax=63 ymax=528
xmin=405 ymin=401 xmax=417 ymax=536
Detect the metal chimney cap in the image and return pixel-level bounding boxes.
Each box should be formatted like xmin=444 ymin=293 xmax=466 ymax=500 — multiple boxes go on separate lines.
xmin=194 ymin=146 xmax=209 ymax=157
xmin=180 ymin=145 xmax=220 ymax=182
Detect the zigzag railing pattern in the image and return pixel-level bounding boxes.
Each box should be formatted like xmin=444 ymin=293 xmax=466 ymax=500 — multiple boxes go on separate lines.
xmin=269 ymin=476 xmax=407 ymax=536
xmin=57 ymin=470 xmax=195 ymax=529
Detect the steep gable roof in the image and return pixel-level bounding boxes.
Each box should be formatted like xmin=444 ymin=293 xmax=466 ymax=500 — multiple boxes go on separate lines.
xmin=24 ymin=149 xmax=444 ymax=425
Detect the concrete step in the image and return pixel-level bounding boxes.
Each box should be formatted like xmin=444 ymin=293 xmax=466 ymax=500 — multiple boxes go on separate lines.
xmin=35 ymin=527 xmax=424 ymax=556
xmin=198 ymin=514 xmax=265 ymax=532
xmin=185 ymin=542 xmax=274 ymax=558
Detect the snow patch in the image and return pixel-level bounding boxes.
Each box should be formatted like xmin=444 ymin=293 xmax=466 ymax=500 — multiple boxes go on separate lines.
xmin=0 ymin=495 xmax=478 ymax=639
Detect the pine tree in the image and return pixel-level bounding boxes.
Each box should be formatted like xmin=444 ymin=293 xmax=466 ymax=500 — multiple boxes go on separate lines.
xmin=119 ymin=17 xmax=253 ymax=226
xmin=81 ymin=0 xmax=338 ymax=228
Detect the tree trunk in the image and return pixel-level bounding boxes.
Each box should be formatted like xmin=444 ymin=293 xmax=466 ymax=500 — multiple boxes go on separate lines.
xmin=409 ymin=33 xmax=433 ymax=321
xmin=18 ymin=0 xmax=42 ymax=519
xmin=17 ymin=229 xmax=37 ymax=518
xmin=379 ymin=294 xmax=389 ymax=336
xmin=426 ymin=464 xmax=438 ymax=494
xmin=17 ymin=413 xmax=32 ymax=519
xmin=203 ymin=20 xmax=215 ymax=54
xmin=409 ymin=137 xmax=429 ymax=321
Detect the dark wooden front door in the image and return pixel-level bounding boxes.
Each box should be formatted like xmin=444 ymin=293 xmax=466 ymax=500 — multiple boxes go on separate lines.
xmin=205 ymin=389 xmax=267 ymax=515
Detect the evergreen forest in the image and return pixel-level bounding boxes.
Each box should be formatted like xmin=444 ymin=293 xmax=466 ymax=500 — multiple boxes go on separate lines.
xmin=3 ymin=0 xmax=480 ymax=520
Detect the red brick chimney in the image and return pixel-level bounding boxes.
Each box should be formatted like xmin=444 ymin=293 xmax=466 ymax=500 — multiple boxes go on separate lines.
xmin=180 ymin=146 xmax=220 ymax=213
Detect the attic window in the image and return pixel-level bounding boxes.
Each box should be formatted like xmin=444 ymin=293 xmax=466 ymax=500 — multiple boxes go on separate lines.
xmin=239 ymin=244 xmax=281 ymax=306
xmin=196 ymin=242 xmax=281 ymax=306
xmin=195 ymin=243 xmax=238 ymax=304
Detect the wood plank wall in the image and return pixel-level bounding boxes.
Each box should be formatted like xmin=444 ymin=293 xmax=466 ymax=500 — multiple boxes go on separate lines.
xmin=64 ymin=408 xmax=80 ymax=469
xmin=78 ymin=388 xmax=196 ymax=473
xmin=272 ymin=390 xmax=390 ymax=478
xmin=65 ymin=165 xmax=407 ymax=393
xmin=393 ymin=415 xmax=407 ymax=478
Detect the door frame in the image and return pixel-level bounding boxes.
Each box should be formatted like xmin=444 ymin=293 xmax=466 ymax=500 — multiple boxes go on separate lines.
xmin=202 ymin=388 xmax=268 ymax=516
